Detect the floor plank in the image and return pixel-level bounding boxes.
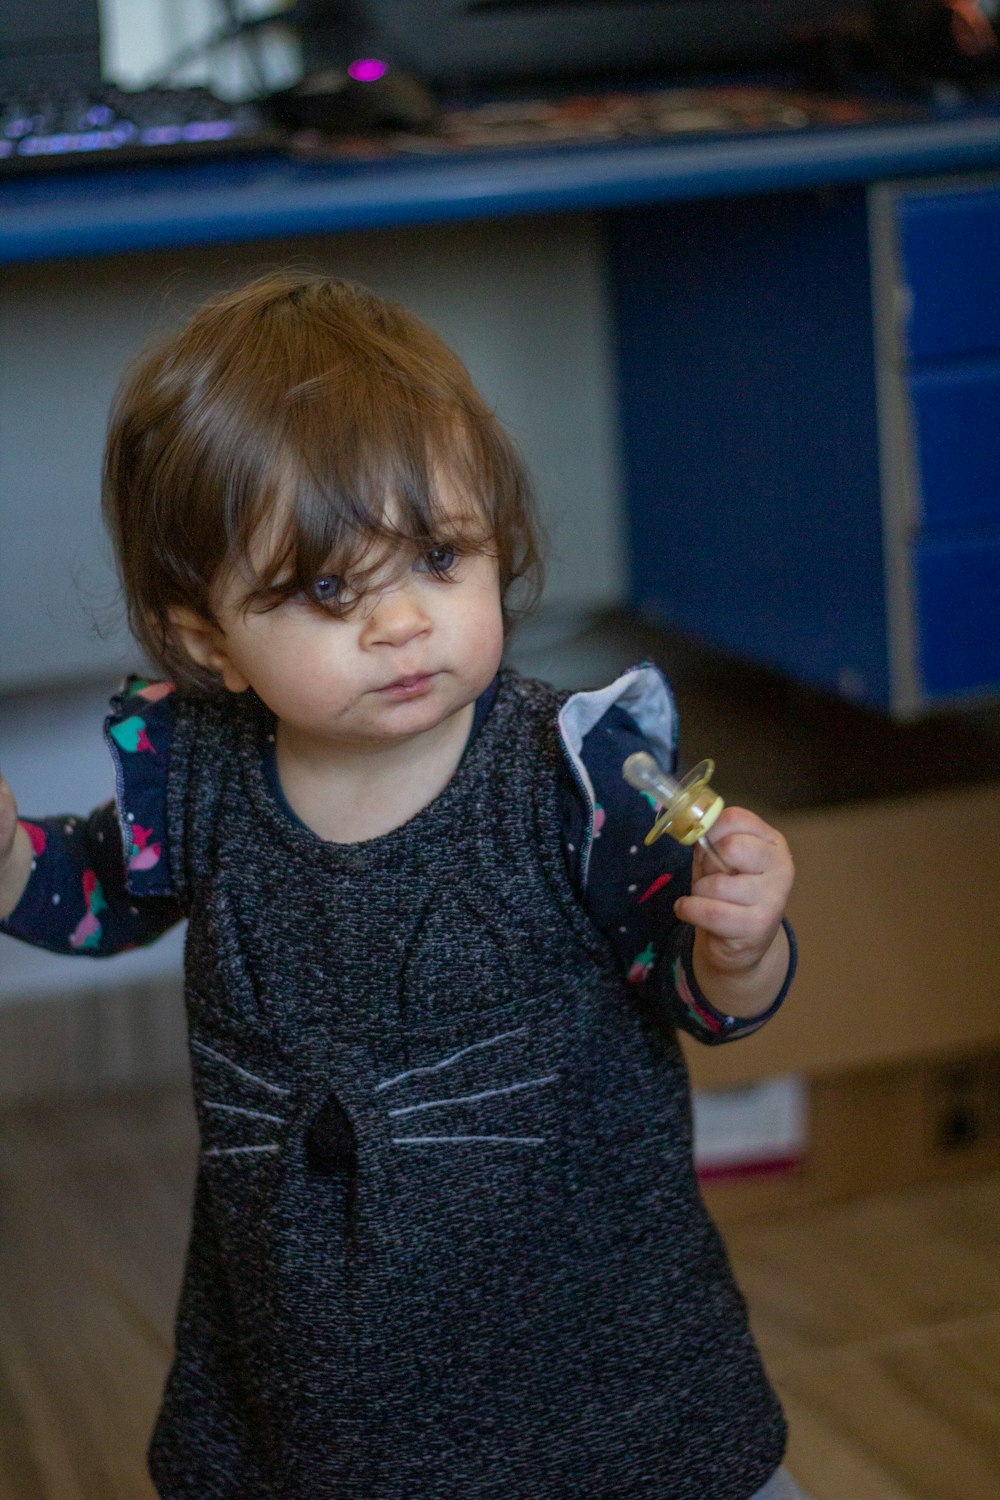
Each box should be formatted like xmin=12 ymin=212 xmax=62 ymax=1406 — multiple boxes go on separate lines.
xmin=725 ymin=1175 xmax=1000 ymax=1499
xmin=724 ymin=1172 xmax=1000 ymax=1362
xmin=777 ymin=1315 xmax=1000 ymax=1500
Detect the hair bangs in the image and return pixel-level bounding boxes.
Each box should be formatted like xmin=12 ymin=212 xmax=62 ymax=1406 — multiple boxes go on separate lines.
xmin=235 ymin=358 xmax=503 ymax=614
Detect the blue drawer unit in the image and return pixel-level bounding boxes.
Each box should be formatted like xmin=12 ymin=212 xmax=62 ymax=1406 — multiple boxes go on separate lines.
xmin=607 ymin=188 xmax=892 ymax=709
xmin=899 ymin=187 xmax=1000 ymax=362
xmin=891 ymin=178 xmax=1000 ymax=706
xmin=909 ymin=362 xmax=1000 ymax=530
xmin=915 ymin=535 xmax=1000 ymax=698
xmin=611 ymin=174 xmax=1000 ymax=714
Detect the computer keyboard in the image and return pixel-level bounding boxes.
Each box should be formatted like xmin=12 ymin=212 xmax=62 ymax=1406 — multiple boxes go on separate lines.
xmin=0 ymin=85 xmax=287 ymax=174
xmin=0 ymin=78 xmax=930 ymax=178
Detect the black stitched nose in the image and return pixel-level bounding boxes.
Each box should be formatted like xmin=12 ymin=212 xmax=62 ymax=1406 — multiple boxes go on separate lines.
xmin=305 ymin=1094 xmax=356 ymax=1175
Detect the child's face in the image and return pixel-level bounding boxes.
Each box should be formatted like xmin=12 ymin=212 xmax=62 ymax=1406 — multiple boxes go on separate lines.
xmin=176 ymin=493 xmax=506 ymax=759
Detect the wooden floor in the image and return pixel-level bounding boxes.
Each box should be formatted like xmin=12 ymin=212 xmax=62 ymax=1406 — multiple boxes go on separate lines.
xmin=1 ymin=1087 xmax=998 ymax=1499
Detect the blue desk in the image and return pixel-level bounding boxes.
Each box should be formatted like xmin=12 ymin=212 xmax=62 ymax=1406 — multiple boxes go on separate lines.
xmin=2 ymin=109 xmax=1000 ymax=263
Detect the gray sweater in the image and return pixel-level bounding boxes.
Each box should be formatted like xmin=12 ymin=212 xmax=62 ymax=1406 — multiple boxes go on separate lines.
xmin=144 ymin=667 xmax=787 ymax=1498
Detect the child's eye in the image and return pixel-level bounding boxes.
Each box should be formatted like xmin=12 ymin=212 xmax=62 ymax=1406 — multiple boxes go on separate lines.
xmin=310 ymin=575 xmax=342 ymax=604
xmin=418 ymin=545 xmax=458 ymax=577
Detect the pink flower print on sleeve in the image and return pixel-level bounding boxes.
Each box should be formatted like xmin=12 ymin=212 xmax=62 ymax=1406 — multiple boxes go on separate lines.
xmin=19 ymin=821 xmax=47 ymax=857
xmin=133 ymin=681 xmax=176 ymax=704
xmin=69 ymin=868 xmax=108 ymax=951
xmin=127 ymin=823 xmax=161 ymax=873
xmin=109 ymin=715 xmax=156 ymax=754
xmin=627 ymin=943 xmax=655 ymax=985
xmin=638 ymin=871 xmax=673 ymax=904
xmin=672 ymin=955 xmax=723 ymax=1034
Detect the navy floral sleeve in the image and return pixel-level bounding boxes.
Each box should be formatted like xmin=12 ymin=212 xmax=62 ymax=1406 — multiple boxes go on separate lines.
xmin=559 ymin=665 xmax=795 ymax=1045
xmin=0 ymin=678 xmax=182 ymax=956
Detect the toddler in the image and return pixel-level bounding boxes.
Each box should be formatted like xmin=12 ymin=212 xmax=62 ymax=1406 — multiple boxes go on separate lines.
xmin=0 ymin=275 xmax=805 ymax=1499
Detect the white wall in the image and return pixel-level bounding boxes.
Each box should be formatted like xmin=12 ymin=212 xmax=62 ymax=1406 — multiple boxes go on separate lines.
xmin=0 ymin=218 xmax=624 ymax=692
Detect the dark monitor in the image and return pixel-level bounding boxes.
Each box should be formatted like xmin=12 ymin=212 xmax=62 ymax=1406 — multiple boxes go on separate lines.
xmin=0 ymin=0 xmax=102 ymax=90
xmin=290 ymin=0 xmax=868 ymax=91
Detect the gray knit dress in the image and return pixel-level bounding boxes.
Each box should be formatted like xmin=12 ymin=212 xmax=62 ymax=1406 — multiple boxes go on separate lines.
xmin=147 ymin=668 xmax=787 ymax=1498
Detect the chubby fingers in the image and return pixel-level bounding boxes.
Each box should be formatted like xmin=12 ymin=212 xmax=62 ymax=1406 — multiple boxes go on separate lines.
xmin=0 ymin=772 xmax=20 ymax=856
xmin=698 ymin=806 xmax=790 ymax=875
xmin=673 ymin=806 xmax=793 ymax=936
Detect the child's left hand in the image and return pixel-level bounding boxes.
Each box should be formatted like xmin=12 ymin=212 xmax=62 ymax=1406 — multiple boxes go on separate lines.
xmin=672 ymin=807 xmax=794 ymax=1016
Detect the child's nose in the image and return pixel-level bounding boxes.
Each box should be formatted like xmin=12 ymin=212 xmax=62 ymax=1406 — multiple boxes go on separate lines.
xmin=360 ymin=582 xmax=432 ymax=648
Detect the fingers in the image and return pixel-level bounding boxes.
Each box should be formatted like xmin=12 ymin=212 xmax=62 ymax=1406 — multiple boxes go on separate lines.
xmin=674 ymin=806 xmax=793 ymax=943
xmin=702 ymin=809 xmax=791 ymax=874
xmin=0 ymin=773 xmax=21 ymax=864
xmin=675 ymin=892 xmax=781 ymax=944
xmin=698 ymin=838 xmax=766 ymax=881
xmin=700 ymin=807 xmax=789 ymax=867
xmin=681 ymin=871 xmax=765 ymax=908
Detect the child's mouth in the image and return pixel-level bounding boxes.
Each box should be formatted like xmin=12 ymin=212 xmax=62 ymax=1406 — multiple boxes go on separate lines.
xmin=379 ymin=673 xmax=436 ymax=698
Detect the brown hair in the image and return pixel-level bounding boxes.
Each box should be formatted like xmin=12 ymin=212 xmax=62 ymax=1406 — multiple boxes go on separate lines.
xmin=103 ymin=274 xmax=543 ymax=689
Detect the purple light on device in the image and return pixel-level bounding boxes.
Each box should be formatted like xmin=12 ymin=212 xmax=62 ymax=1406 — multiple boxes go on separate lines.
xmin=347 ymin=58 xmax=388 ymax=83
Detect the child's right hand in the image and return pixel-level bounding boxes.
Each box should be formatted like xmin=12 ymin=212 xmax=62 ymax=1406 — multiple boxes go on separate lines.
xmin=0 ymin=771 xmax=19 ymax=866
xmin=0 ymin=772 xmax=32 ymax=919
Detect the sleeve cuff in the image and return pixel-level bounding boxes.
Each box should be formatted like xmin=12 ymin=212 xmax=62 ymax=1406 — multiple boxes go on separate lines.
xmin=672 ymin=919 xmax=797 ymax=1044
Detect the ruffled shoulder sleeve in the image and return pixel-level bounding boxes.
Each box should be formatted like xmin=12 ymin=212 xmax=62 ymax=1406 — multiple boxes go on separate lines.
xmin=103 ymin=675 xmax=179 ymax=899
xmin=557 ymin=661 xmax=678 ymax=890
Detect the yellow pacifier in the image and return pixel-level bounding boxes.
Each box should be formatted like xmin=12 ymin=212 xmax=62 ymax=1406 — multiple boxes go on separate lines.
xmin=622 ymin=751 xmax=729 ymax=865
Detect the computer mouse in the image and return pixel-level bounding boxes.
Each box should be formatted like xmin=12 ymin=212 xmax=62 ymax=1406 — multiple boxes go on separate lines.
xmin=267 ymin=65 xmax=439 ymax=136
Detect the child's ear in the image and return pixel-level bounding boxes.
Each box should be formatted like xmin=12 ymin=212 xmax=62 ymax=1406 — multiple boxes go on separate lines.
xmin=167 ymin=606 xmax=250 ymax=693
